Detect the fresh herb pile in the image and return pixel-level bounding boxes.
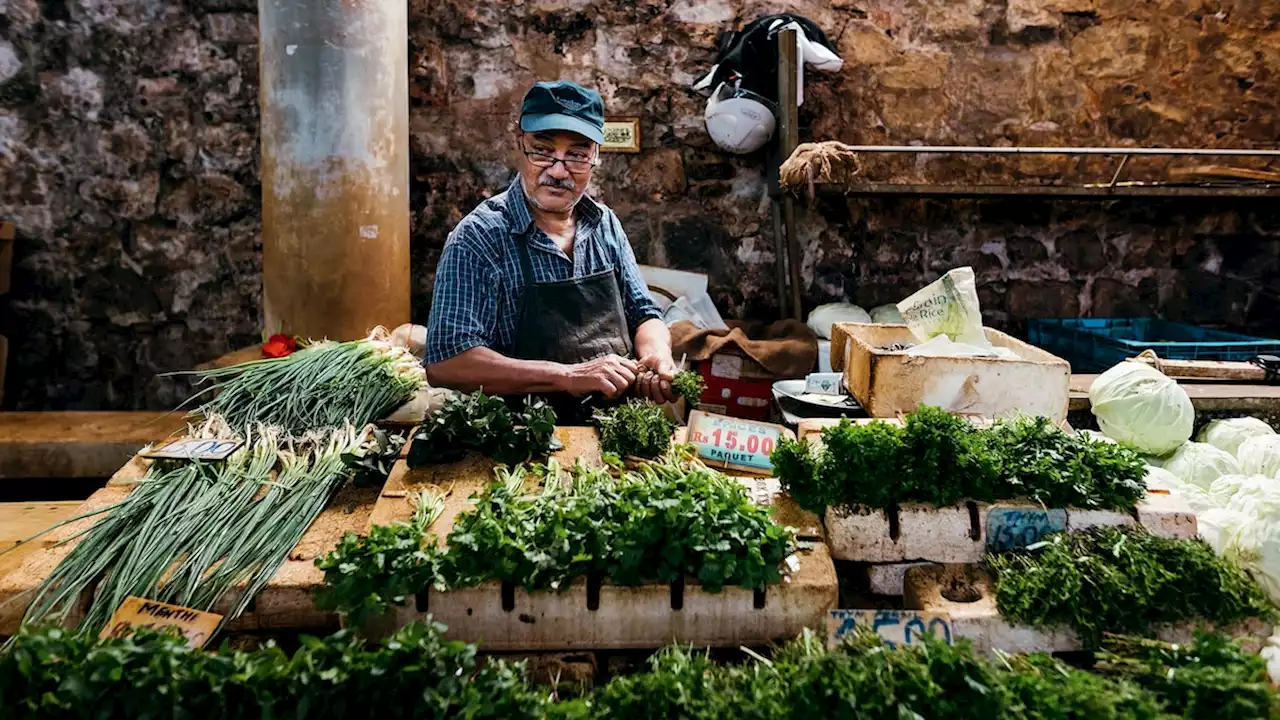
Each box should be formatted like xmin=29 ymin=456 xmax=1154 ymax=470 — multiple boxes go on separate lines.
xmin=318 ymin=453 xmax=795 ymax=623
xmin=1094 ymin=632 xmax=1277 ymax=720
xmin=987 ymin=526 xmax=1276 ymax=648
xmin=672 ymin=369 xmax=706 ymax=407
xmin=406 ymin=391 xmax=558 ymax=467
xmin=773 ymin=407 xmax=1148 ymax=512
xmin=177 ymin=327 xmax=426 ymax=435
xmin=0 ymin=621 xmax=545 ymax=720
xmin=593 ymin=400 xmax=674 ymax=459
xmin=6 ymin=621 xmax=1273 ymax=719
xmin=11 ymin=418 xmax=376 ymax=637
xmin=314 ymin=489 xmax=448 ymax=625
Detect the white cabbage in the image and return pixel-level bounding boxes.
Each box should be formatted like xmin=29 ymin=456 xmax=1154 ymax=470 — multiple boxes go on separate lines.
xmin=1088 ymin=361 xmax=1194 ymax=456
xmin=1198 ymin=417 xmax=1275 ymax=458
xmin=1223 ymin=519 xmax=1280 ymax=603
xmin=1197 ymin=507 xmax=1249 ymax=555
xmin=1141 ymin=465 xmax=1181 ymax=491
xmin=1208 ymin=474 xmax=1260 ymax=506
xmin=869 ymin=304 xmax=904 ymax=324
xmin=1160 ymin=441 xmax=1242 ymax=490
xmin=1238 ymin=435 xmax=1280 ymax=479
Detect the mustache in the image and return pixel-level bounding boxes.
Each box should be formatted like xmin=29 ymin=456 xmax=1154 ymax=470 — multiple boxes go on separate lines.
xmin=538 ymin=175 xmax=577 ymax=191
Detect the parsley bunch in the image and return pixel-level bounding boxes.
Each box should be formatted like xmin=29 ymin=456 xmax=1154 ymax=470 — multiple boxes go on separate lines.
xmin=0 ymin=621 xmax=544 ymax=719
xmin=773 ymin=407 xmax=1149 ymax=513
xmin=671 ymin=370 xmax=706 ymax=407
xmin=407 ymin=391 xmax=558 ymax=467
xmin=593 ymin=401 xmax=675 ymax=460
xmin=448 ymin=456 xmax=794 ymax=592
xmin=1094 ymin=632 xmax=1277 ymax=720
xmin=988 ymin=526 xmax=1276 ymax=648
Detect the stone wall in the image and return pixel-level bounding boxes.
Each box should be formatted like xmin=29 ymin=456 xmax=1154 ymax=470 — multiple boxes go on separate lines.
xmin=1 ymin=0 xmax=1277 ymax=409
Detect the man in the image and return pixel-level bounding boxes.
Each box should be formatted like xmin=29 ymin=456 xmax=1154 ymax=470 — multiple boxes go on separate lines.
xmin=395 ymin=80 xmax=678 ymax=422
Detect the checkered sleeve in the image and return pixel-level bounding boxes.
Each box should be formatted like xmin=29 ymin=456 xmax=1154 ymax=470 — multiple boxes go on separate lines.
xmin=607 ymin=211 xmax=663 ymax=333
xmin=424 ymin=238 xmax=500 ymax=365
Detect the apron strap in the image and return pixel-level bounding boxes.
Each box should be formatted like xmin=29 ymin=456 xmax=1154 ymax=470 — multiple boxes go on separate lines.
xmin=515 ymin=230 xmax=537 ymax=286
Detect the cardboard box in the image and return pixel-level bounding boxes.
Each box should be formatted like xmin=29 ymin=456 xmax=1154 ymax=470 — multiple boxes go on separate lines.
xmin=693 ymin=350 xmax=775 ymax=421
xmin=831 ymin=323 xmax=1070 ymax=423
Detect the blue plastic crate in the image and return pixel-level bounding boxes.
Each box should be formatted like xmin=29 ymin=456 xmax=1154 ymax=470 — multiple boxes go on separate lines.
xmin=1026 ymin=318 xmax=1280 ymax=373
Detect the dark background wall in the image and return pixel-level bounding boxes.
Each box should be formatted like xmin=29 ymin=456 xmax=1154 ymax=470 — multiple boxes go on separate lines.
xmin=1 ymin=0 xmax=1277 ymax=409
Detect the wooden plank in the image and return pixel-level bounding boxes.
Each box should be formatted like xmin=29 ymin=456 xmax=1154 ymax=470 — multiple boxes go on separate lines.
xmin=193 ymin=345 xmax=263 ymax=372
xmin=0 ymin=501 xmax=83 ymax=578
xmin=1127 ymin=356 xmax=1266 ymax=381
xmin=0 ymin=411 xmax=187 ymax=479
xmin=1070 ymin=374 xmax=1280 ymax=412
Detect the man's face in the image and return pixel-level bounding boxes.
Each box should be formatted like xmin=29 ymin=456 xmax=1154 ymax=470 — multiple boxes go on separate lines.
xmin=517 ymin=130 xmax=597 ymax=214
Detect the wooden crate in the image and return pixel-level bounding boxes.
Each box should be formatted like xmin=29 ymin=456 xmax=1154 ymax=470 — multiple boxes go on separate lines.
xmin=357 ymin=428 xmax=837 ymax=649
xmin=830 ymin=323 xmax=1071 ymax=423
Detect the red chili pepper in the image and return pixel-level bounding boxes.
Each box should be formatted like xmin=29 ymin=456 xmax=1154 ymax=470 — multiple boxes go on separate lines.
xmin=262 ymin=333 xmax=298 ymax=359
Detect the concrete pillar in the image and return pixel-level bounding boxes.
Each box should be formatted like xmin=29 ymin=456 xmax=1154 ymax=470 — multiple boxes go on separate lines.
xmin=258 ymin=0 xmax=410 ymax=341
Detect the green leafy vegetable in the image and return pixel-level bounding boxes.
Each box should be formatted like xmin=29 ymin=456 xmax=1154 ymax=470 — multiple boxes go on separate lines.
xmin=988 ymin=526 xmax=1276 ymax=648
xmin=594 ymin=400 xmax=674 ymax=460
xmin=672 ymin=369 xmax=706 ymax=407
xmin=407 ymin=391 xmax=558 ymax=467
xmin=773 ymin=407 xmax=1148 ymax=513
xmin=318 ymin=453 xmax=795 ymax=618
xmin=1094 ymin=632 xmax=1276 ymax=720
xmin=3 ymin=621 xmax=1274 ymax=718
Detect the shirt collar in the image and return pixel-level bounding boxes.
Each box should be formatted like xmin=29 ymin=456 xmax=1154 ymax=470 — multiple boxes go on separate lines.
xmin=505 ymin=175 xmax=603 ymax=235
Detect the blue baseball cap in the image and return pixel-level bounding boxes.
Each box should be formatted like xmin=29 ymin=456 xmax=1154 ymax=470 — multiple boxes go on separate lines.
xmin=519 ymin=80 xmax=605 ymax=145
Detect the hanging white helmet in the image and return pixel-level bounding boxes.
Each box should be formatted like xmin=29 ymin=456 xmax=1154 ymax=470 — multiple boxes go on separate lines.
xmin=703 ymin=79 xmax=777 ymax=154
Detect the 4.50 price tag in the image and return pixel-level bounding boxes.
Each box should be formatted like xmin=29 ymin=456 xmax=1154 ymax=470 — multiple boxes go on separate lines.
xmin=686 ymin=410 xmax=790 ymax=474
xmin=986 ymin=507 xmax=1067 ymax=552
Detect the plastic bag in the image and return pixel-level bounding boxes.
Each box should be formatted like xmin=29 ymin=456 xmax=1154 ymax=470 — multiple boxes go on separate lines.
xmin=897 ymin=267 xmax=989 ymax=348
xmin=805 ymin=302 xmax=870 ymax=340
xmin=869 ymin=304 xmax=903 ymax=324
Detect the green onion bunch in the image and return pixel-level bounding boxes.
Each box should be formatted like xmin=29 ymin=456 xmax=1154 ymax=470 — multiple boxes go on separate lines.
xmin=180 ymin=327 xmax=426 ymax=435
xmin=9 ymin=418 xmax=377 ymax=638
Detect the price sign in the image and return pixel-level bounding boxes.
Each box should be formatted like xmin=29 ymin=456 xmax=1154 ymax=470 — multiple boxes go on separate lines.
xmin=827 ymin=609 xmax=953 ymax=649
xmin=142 ymin=437 xmax=242 ymax=462
xmin=686 ymin=410 xmax=787 ymax=474
xmin=100 ymin=596 xmax=223 ymax=649
xmin=986 ymin=507 xmax=1067 ymax=552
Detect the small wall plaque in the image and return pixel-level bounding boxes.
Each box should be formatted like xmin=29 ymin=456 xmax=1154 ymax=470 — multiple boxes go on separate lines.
xmin=601 ymin=118 xmax=641 ymax=153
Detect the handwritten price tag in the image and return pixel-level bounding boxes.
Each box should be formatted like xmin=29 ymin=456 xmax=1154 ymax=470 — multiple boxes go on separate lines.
xmin=142 ymin=438 xmax=242 ymax=462
xmin=686 ymin=410 xmax=787 ymax=474
xmin=986 ymin=507 xmax=1067 ymax=552
xmin=100 ymin=596 xmax=223 ymax=649
xmin=827 ymin=609 xmax=953 ymax=649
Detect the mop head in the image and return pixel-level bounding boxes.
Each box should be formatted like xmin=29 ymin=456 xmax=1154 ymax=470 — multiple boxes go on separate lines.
xmin=779 ymin=141 xmax=863 ymax=198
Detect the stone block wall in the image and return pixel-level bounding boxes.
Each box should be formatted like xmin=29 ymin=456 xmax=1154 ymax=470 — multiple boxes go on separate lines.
xmin=1 ymin=0 xmax=1277 ymax=409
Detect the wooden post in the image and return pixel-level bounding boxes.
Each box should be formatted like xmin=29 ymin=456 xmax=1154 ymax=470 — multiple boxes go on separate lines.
xmin=777 ymin=28 xmax=803 ymax=321
xmin=258 ymin=0 xmax=411 ymax=342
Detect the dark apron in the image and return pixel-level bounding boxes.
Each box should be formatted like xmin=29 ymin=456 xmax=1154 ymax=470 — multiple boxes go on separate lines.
xmin=506 ymin=231 xmax=633 ymax=425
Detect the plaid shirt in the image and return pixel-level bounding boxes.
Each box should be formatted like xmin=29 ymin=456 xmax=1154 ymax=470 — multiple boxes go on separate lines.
xmin=424 ymin=177 xmax=661 ymax=365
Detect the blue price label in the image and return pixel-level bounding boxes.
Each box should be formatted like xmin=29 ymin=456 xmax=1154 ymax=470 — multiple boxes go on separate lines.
xmin=985 ymin=507 xmax=1067 ymax=552
xmin=686 ymin=411 xmax=782 ymax=473
xmin=827 ymin=609 xmax=953 ymax=649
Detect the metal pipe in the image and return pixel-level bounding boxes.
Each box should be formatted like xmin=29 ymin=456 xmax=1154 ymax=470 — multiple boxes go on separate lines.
xmin=778 ymin=28 xmax=803 ymax=322
xmin=258 ymin=0 xmax=410 ymax=342
xmin=830 ymin=145 xmax=1280 ymax=157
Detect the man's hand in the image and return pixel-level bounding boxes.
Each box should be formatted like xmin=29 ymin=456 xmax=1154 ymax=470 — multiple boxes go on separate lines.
xmin=636 ymin=352 xmax=678 ymax=404
xmin=561 ymin=354 xmax=638 ymax=399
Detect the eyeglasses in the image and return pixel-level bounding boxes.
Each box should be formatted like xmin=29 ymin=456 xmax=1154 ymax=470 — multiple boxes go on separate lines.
xmin=521 ymin=140 xmax=600 ymax=174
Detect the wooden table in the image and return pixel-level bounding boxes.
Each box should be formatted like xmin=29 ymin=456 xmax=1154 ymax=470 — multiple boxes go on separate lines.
xmin=1069 ymin=374 xmax=1280 ymax=413
xmin=0 ymin=411 xmax=187 ymax=479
